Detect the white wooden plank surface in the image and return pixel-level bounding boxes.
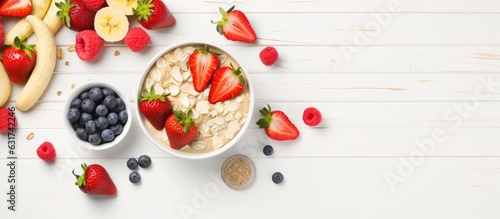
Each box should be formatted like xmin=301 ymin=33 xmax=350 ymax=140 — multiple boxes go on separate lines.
xmin=2 ymin=0 xmax=500 ymax=218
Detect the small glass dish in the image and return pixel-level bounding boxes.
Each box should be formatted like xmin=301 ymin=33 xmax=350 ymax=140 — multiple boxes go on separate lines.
xmin=221 ymin=154 xmax=256 ymax=190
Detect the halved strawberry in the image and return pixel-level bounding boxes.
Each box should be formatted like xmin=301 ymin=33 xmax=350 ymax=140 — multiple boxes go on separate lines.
xmin=0 ymin=0 xmax=31 ymax=17
xmin=256 ymin=104 xmax=300 ymax=141
xmin=188 ymin=45 xmax=219 ymax=92
xmin=212 ymin=6 xmax=257 ymax=43
xmin=208 ymin=63 xmax=245 ymax=104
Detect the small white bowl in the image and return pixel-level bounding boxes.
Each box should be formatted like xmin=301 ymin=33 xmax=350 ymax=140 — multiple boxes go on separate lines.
xmin=135 ymin=42 xmax=255 ymax=159
xmin=64 ymin=82 xmax=132 ymax=150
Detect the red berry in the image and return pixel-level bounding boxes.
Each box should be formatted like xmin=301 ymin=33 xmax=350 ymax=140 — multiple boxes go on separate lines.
xmin=124 ymin=27 xmax=150 ymax=52
xmin=0 ymin=20 xmax=4 ymax=47
xmin=75 ymin=30 xmax=104 ymax=61
xmin=0 ymin=108 xmax=15 ymax=132
xmin=81 ymin=0 xmax=105 ymax=12
xmin=37 ymin=142 xmax=56 ymax=161
xmin=259 ymin=46 xmax=278 ymax=66
xmin=302 ymin=107 xmax=322 ymax=126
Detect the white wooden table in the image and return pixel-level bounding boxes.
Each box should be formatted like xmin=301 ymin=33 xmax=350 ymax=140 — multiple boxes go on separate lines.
xmin=2 ymin=0 xmax=500 ymax=218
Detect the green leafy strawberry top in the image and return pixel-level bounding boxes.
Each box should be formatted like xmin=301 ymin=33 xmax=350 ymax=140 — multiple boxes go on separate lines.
xmin=211 ymin=5 xmax=235 ymax=35
xmin=140 ymin=86 xmax=170 ymax=102
xmin=174 ymin=110 xmax=196 ymax=133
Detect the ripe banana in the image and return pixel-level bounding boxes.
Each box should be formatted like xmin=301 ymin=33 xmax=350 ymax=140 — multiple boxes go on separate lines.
xmin=4 ymin=0 xmax=51 ymax=45
xmin=43 ymin=0 xmax=65 ymax=34
xmin=0 ymin=63 xmax=11 ymax=108
xmin=106 ymin=0 xmax=138 ymax=15
xmin=16 ymin=16 xmax=57 ymax=112
xmin=95 ymin=7 xmax=129 ymax=42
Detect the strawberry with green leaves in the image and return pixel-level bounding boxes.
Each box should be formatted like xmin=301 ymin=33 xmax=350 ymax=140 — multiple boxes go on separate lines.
xmin=139 ymin=86 xmax=173 ymax=130
xmin=208 ymin=63 xmax=245 ymax=104
xmin=256 ymin=104 xmax=300 ymax=141
xmin=0 ymin=0 xmax=31 ymax=17
xmin=212 ymin=6 xmax=257 ymax=43
xmin=134 ymin=0 xmax=175 ymax=30
xmin=188 ymin=45 xmax=219 ymax=92
xmin=2 ymin=37 xmax=36 ymax=84
xmin=73 ymin=163 xmax=117 ymax=196
xmin=165 ymin=110 xmax=197 ymax=150
xmin=57 ymin=0 xmax=96 ymax=32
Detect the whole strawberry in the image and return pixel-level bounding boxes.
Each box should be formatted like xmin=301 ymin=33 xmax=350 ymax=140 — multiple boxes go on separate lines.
xmin=139 ymin=86 xmax=173 ymax=130
xmin=165 ymin=110 xmax=197 ymax=150
xmin=0 ymin=107 xmax=15 ymax=132
xmin=256 ymin=104 xmax=300 ymax=141
xmin=133 ymin=0 xmax=175 ymax=30
xmin=2 ymin=37 xmax=36 ymax=84
xmin=82 ymin=0 xmax=106 ymax=12
xmin=212 ymin=6 xmax=256 ymax=43
xmin=73 ymin=163 xmax=117 ymax=196
xmin=57 ymin=0 xmax=96 ymax=31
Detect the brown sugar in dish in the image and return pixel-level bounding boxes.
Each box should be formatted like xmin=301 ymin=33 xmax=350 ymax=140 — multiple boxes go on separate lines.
xmin=224 ymin=157 xmax=251 ymax=186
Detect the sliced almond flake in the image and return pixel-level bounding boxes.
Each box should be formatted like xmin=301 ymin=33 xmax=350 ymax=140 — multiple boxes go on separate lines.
xmin=235 ymin=113 xmax=242 ymax=119
xmin=200 ymin=124 xmax=210 ymax=134
xmin=183 ymin=46 xmax=196 ymax=54
xmin=145 ymin=77 xmax=155 ymax=89
xmin=187 ymin=76 xmax=193 ymax=82
xmin=67 ymin=45 xmax=75 ymax=52
xmin=179 ymin=94 xmax=190 ymax=108
xmin=225 ymin=113 xmax=235 ymax=121
xmin=171 ymin=66 xmax=183 ymax=82
xmin=203 ymin=88 xmax=210 ymax=97
xmin=207 ymin=119 xmax=214 ymax=127
xmin=179 ymin=52 xmax=190 ymax=63
xmin=154 ymin=84 xmax=165 ymax=95
xmin=192 ymin=141 xmax=207 ymax=150
xmin=225 ymin=130 xmax=236 ymax=139
xmin=168 ymin=85 xmax=180 ymax=96
xmin=182 ymin=70 xmax=191 ymax=80
xmin=180 ymin=145 xmax=191 ymax=152
xmin=239 ymin=116 xmax=247 ymax=125
xmin=197 ymin=94 xmax=204 ymax=100
xmin=26 ymin=132 xmax=35 ymax=140
xmin=215 ymin=103 xmax=224 ymax=113
xmin=161 ymin=129 xmax=169 ymax=141
xmin=165 ymin=54 xmax=175 ymax=65
xmin=190 ymin=97 xmax=197 ymax=107
xmin=156 ymin=57 xmax=166 ymax=69
xmin=222 ymin=108 xmax=229 ymax=115
xmin=174 ymin=48 xmax=182 ymax=59
xmin=228 ymin=120 xmax=240 ymax=133
xmin=213 ymin=117 xmax=224 ymax=125
xmin=178 ymin=61 xmax=188 ymax=72
xmin=191 ymin=109 xmax=200 ymax=119
xmin=212 ymin=136 xmax=224 ymax=150
xmin=196 ymin=100 xmax=210 ymax=114
xmin=236 ymin=95 xmax=244 ymax=103
xmin=152 ymin=69 xmax=162 ymax=81
xmin=210 ymin=110 xmax=218 ymax=117
xmin=224 ymin=100 xmax=231 ymax=105
xmin=226 ymin=102 xmax=238 ymax=112
xmin=187 ymin=85 xmax=199 ymax=96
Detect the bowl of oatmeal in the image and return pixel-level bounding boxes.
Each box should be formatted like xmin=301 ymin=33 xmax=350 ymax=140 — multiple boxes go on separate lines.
xmin=135 ymin=42 xmax=254 ymax=159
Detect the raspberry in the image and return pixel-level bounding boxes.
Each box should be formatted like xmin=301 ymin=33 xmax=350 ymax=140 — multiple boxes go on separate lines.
xmin=259 ymin=46 xmax=278 ymax=66
xmin=82 ymin=0 xmax=106 ymax=12
xmin=0 ymin=108 xmax=15 ymax=132
xmin=302 ymin=107 xmax=322 ymax=126
xmin=124 ymin=27 xmax=150 ymax=52
xmin=75 ymin=30 xmax=104 ymax=61
xmin=37 ymin=142 xmax=56 ymax=161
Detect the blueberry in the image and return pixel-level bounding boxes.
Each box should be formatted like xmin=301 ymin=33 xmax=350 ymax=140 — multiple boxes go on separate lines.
xmin=96 ymin=116 xmax=109 ymax=130
xmin=127 ymin=158 xmax=138 ymax=170
xmin=71 ymin=98 xmax=82 ymax=110
xmin=102 ymin=88 xmax=115 ymax=97
xmin=263 ymin=145 xmax=274 ymax=156
xmin=76 ymin=128 xmax=88 ymax=141
xmin=85 ymin=120 xmax=97 ymax=134
xmin=89 ymin=87 xmax=104 ymax=102
xmin=138 ymin=155 xmax=152 ymax=168
xmin=103 ymin=96 xmax=118 ymax=110
xmin=79 ymin=91 xmax=89 ymax=100
xmin=101 ymin=129 xmax=115 ymax=142
xmin=81 ymin=98 xmax=96 ymax=113
xmin=119 ymin=110 xmax=128 ymax=124
xmin=116 ymin=98 xmax=125 ymax=111
xmin=110 ymin=124 xmax=123 ymax=135
xmin=272 ymin=172 xmax=284 ymax=184
xmin=67 ymin=108 xmax=81 ymax=123
xmin=95 ymin=104 xmax=109 ymax=116
xmin=79 ymin=113 xmax=93 ymax=126
xmin=88 ymin=133 xmax=102 ymax=145
xmin=71 ymin=122 xmax=80 ymax=131
xmin=129 ymin=171 xmax=141 ymax=184
xmin=107 ymin=112 xmax=118 ymax=125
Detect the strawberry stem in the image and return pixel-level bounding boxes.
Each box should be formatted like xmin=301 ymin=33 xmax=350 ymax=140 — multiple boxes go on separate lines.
xmin=211 ymin=5 xmax=236 ymax=35
xmin=140 ymin=86 xmax=170 ymax=102
xmin=72 ymin=163 xmax=88 ymax=187
xmin=134 ymin=0 xmax=154 ymax=22
xmin=256 ymin=104 xmax=272 ymax=128
xmin=173 ymin=110 xmax=196 ymax=133
xmin=56 ymin=0 xmax=75 ymax=28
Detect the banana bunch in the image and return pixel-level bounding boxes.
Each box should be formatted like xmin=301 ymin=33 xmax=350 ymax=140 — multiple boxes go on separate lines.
xmin=4 ymin=0 xmax=63 ymax=45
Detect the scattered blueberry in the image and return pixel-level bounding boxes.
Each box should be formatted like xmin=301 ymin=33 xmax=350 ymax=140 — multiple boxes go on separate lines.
xmin=96 ymin=116 xmax=109 ymax=130
xmin=103 ymin=96 xmax=118 ymax=110
xmin=79 ymin=113 xmax=93 ymax=126
xmin=263 ymin=145 xmax=274 ymax=156
xmin=119 ymin=110 xmax=128 ymax=124
xmin=129 ymin=171 xmax=141 ymax=184
xmin=71 ymin=98 xmax=82 ymax=110
xmin=107 ymin=112 xmax=118 ymax=125
xmin=95 ymin=104 xmax=109 ymax=116
xmin=88 ymin=133 xmax=102 ymax=145
xmin=81 ymin=98 xmax=96 ymax=113
xmin=272 ymin=172 xmax=284 ymax=184
xmin=85 ymin=120 xmax=97 ymax=134
xmin=101 ymin=129 xmax=115 ymax=142
xmin=138 ymin=155 xmax=152 ymax=168
xmin=116 ymin=98 xmax=125 ymax=111
xmin=89 ymin=87 xmax=104 ymax=102
xmin=110 ymin=124 xmax=123 ymax=135
xmin=79 ymin=91 xmax=89 ymax=100
xmin=127 ymin=158 xmax=138 ymax=170
xmin=67 ymin=108 xmax=81 ymax=123
xmin=76 ymin=128 xmax=88 ymax=141
xmin=102 ymin=88 xmax=115 ymax=97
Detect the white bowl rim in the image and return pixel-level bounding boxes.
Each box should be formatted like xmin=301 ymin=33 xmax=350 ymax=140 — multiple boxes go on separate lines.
xmin=64 ymin=82 xmax=133 ymax=151
xmin=135 ymin=42 xmax=255 ymax=159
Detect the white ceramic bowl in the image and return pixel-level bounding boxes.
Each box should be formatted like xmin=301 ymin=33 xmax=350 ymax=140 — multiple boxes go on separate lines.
xmin=135 ymin=42 xmax=255 ymax=159
xmin=64 ymin=82 xmax=132 ymax=150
